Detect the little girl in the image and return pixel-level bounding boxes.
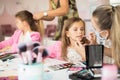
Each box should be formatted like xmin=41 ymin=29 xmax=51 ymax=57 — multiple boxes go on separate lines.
xmin=47 ymin=17 xmax=89 ymax=65
xmin=0 ymin=10 xmax=41 ymax=53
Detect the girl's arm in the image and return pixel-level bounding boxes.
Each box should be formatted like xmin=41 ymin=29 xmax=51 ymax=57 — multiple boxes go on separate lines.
xmin=40 ymin=0 xmax=55 ymax=21
xmin=0 ymin=46 xmax=11 ymax=53
xmin=0 ymin=30 xmax=17 ymax=51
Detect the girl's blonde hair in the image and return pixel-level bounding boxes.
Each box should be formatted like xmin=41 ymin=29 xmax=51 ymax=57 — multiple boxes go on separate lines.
xmin=61 ymin=17 xmax=85 ymax=60
xmin=93 ymin=5 xmax=120 ymax=68
xmin=35 ymin=20 xmax=44 ymax=40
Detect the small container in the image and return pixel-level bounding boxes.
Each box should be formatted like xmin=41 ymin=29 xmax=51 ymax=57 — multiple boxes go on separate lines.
xmin=18 ymin=63 xmax=43 ymax=80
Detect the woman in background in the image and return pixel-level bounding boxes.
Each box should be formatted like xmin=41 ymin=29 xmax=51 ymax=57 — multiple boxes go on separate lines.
xmin=0 ymin=10 xmax=41 ymax=53
xmin=33 ymin=0 xmax=79 ymax=40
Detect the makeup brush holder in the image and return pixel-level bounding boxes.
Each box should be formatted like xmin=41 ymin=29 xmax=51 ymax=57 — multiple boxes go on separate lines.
xmin=18 ymin=63 xmax=43 ymax=80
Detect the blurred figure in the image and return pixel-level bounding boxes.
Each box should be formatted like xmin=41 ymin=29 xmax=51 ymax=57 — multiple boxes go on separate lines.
xmin=0 ymin=10 xmax=41 ymax=53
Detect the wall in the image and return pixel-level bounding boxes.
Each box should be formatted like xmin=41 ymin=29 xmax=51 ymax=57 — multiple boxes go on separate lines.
xmin=0 ymin=0 xmax=50 ymax=28
xmin=75 ymin=0 xmax=109 ymax=35
xmin=110 ymin=0 xmax=120 ymax=6
xmin=0 ymin=0 xmax=110 ymax=38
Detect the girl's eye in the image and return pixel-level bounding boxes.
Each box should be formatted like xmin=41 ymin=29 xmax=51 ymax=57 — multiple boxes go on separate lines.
xmin=80 ymin=28 xmax=84 ymax=31
xmin=73 ymin=28 xmax=77 ymax=31
xmin=72 ymin=26 xmax=85 ymax=31
xmin=74 ymin=29 xmax=77 ymax=31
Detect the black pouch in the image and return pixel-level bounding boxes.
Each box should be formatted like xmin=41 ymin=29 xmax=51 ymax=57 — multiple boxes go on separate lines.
xmin=69 ymin=69 xmax=94 ymax=80
xmin=0 ymin=54 xmax=15 ymax=61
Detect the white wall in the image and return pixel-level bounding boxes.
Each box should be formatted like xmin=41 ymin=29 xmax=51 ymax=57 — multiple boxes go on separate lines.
xmin=76 ymin=0 xmax=109 ymax=35
xmin=0 ymin=0 xmax=50 ymax=28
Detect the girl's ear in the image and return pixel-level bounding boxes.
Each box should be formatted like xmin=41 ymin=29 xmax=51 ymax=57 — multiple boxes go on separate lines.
xmin=22 ymin=21 xmax=27 ymax=25
xmin=66 ymin=31 xmax=69 ymax=37
xmin=22 ymin=21 xmax=26 ymax=26
xmin=23 ymin=21 xmax=29 ymax=27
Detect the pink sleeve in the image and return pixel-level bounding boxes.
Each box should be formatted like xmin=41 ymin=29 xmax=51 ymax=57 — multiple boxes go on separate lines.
xmin=11 ymin=31 xmax=41 ymax=53
xmin=0 ymin=30 xmax=19 ymax=49
xmin=30 ymin=32 xmax=41 ymax=42
xmin=46 ymin=41 xmax=62 ymax=60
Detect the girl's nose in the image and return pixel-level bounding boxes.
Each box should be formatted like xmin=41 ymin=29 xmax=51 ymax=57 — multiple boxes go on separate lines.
xmin=78 ymin=30 xmax=82 ymax=34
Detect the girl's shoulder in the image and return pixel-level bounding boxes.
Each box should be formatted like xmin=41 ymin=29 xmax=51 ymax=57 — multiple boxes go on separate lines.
xmin=12 ymin=29 xmax=22 ymax=35
xmin=30 ymin=31 xmax=41 ymax=41
xmin=30 ymin=31 xmax=41 ymax=37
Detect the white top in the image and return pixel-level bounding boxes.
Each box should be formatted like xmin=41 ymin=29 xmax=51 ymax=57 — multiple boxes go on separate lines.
xmin=18 ymin=31 xmax=32 ymax=44
xmin=67 ymin=47 xmax=82 ymax=65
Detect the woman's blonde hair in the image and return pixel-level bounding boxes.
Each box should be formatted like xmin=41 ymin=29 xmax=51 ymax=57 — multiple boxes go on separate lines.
xmin=61 ymin=17 xmax=85 ymax=60
xmin=111 ymin=5 xmax=120 ymax=67
xmin=93 ymin=5 xmax=120 ymax=68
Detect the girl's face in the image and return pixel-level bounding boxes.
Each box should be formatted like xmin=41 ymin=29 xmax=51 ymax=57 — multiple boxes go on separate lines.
xmin=66 ymin=21 xmax=85 ymax=42
xmin=15 ymin=17 xmax=24 ymax=30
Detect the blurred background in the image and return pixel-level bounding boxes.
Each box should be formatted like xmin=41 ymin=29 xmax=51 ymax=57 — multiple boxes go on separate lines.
xmin=0 ymin=0 xmax=119 ymax=43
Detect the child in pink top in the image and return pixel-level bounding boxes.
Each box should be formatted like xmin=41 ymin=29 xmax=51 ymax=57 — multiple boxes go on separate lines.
xmin=0 ymin=10 xmax=41 ymax=53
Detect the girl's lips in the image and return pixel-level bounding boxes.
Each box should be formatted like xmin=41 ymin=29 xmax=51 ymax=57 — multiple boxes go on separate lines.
xmin=76 ymin=36 xmax=83 ymax=41
xmin=76 ymin=35 xmax=83 ymax=38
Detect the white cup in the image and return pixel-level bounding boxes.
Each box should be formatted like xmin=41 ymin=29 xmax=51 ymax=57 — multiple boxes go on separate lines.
xmin=18 ymin=63 xmax=43 ymax=80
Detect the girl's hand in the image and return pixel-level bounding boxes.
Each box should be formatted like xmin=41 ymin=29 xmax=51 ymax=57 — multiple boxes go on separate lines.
xmin=80 ymin=37 xmax=90 ymax=46
xmin=0 ymin=46 xmax=11 ymax=53
xmin=74 ymin=39 xmax=86 ymax=61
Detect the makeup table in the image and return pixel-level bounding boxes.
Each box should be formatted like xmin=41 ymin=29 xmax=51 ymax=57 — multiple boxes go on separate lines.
xmin=0 ymin=54 xmax=75 ymax=80
xmin=0 ymin=54 xmax=119 ymax=80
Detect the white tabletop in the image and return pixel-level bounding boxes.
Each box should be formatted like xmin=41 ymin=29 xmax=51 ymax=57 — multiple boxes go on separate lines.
xmin=0 ymin=54 xmax=74 ymax=80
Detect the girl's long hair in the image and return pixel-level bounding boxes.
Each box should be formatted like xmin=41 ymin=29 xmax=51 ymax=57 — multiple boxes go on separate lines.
xmin=15 ymin=10 xmax=44 ymax=39
xmin=61 ymin=17 xmax=85 ymax=60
